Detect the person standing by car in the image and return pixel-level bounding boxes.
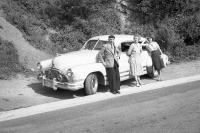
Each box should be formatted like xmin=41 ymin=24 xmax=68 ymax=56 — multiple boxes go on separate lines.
xmin=146 ymin=37 xmax=164 ymax=81
xmin=127 ymin=35 xmax=144 ymax=87
xmin=98 ymin=35 xmax=121 ymax=94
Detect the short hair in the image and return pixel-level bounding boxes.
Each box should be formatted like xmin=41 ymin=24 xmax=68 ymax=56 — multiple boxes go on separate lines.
xmin=146 ymin=37 xmax=152 ymax=40
xmin=108 ymin=35 xmax=115 ymax=39
xmin=150 ymin=35 xmax=155 ymax=39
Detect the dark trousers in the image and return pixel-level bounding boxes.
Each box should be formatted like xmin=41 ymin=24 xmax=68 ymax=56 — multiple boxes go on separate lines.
xmin=106 ymin=60 xmax=120 ymax=92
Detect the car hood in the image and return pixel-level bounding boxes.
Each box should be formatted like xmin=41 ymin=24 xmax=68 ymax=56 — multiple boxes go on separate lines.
xmin=52 ymin=50 xmax=99 ymax=72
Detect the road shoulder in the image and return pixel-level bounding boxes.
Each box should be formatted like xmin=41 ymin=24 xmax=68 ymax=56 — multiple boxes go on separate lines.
xmin=0 ymin=74 xmax=200 ymax=122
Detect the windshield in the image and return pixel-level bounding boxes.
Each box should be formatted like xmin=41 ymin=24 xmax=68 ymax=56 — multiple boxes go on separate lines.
xmin=82 ymin=40 xmax=108 ymax=50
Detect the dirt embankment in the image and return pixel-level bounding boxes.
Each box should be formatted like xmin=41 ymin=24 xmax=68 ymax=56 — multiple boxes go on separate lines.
xmin=0 ymin=16 xmax=53 ymax=70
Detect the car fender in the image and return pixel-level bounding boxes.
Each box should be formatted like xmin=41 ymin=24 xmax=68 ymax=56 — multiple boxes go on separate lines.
xmin=71 ymin=63 xmax=106 ymax=85
xmin=37 ymin=59 xmax=52 ymax=71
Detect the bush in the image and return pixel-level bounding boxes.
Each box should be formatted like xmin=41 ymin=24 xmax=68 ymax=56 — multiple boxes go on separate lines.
xmin=87 ymin=12 xmax=120 ymax=36
xmin=50 ymin=26 xmax=85 ymax=53
xmin=155 ymin=15 xmax=200 ymax=62
xmin=1 ymin=0 xmax=121 ymax=55
xmin=176 ymin=15 xmax=200 ymax=46
xmin=0 ymin=38 xmax=24 ymax=79
xmin=2 ymin=0 xmax=199 ymax=63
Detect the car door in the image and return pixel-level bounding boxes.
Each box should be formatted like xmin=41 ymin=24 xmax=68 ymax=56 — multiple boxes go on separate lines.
xmin=118 ymin=41 xmax=133 ymax=81
xmin=140 ymin=43 xmax=153 ymax=74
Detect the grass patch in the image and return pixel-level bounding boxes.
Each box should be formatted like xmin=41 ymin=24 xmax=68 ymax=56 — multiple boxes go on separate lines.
xmin=0 ymin=38 xmax=24 ymax=79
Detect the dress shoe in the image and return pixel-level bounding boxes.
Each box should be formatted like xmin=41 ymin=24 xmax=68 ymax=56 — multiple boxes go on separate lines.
xmin=139 ymin=82 xmax=145 ymax=85
xmin=136 ymin=83 xmax=140 ymax=87
xmin=111 ymin=91 xmax=117 ymax=94
xmin=116 ymin=90 xmax=120 ymax=94
xmin=156 ymin=78 xmax=163 ymax=81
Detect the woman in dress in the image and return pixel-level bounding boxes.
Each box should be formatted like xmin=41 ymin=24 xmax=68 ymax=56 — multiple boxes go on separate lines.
xmin=146 ymin=37 xmax=164 ymax=81
xmin=127 ymin=35 xmax=143 ymax=87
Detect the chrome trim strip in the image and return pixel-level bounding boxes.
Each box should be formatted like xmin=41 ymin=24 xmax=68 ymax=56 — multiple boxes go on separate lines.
xmin=42 ymin=78 xmax=84 ymax=91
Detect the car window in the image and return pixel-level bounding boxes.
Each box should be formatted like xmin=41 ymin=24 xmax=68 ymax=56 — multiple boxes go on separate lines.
xmin=121 ymin=41 xmax=133 ymax=52
xmin=83 ymin=40 xmax=98 ymax=50
xmin=121 ymin=41 xmax=149 ymax=52
xmin=82 ymin=40 xmax=108 ymax=50
xmin=94 ymin=40 xmax=108 ymax=50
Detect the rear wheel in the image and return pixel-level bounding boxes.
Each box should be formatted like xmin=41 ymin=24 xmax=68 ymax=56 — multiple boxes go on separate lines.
xmin=84 ymin=73 xmax=98 ymax=95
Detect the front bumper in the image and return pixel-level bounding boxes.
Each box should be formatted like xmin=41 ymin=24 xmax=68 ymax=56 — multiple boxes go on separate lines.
xmin=41 ymin=77 xmax=84 ymax=91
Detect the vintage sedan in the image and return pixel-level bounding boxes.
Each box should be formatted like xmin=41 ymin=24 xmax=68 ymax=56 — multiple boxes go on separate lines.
xmin=37 ymin=35 xmax=169 ymax=95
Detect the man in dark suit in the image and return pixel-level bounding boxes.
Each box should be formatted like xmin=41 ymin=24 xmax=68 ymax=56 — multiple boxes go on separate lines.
xmin=98 ymin=35 xmax=121 ymax=94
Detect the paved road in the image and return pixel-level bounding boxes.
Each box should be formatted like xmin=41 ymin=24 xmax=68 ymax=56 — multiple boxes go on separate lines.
xmin=1 ymin=81 xmax=200 ymax=133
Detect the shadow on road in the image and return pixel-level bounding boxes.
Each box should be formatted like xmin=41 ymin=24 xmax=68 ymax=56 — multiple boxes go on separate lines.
xmin=28 ymin=75 xmax=153 ymax=100
xmin=28 ymin=83 xmax=109 ymax=100
xmin=28 ymin=83 xmax=85 ymax=99
xmin=121 ymin=78 xmax=136 ymax=87
xmin=121 ymin=75 xmax=153 ymax=87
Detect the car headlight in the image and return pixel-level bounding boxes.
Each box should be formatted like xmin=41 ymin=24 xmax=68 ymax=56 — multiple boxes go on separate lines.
xmin=66 ymin=68 xmax=74 ymax=82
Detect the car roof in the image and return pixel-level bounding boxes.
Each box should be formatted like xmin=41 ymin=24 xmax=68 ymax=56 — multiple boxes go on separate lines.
xmin=89 ymin=34 xmax=134 ymax=42
xmin=89 ymin=34 xmax=146 ymax=41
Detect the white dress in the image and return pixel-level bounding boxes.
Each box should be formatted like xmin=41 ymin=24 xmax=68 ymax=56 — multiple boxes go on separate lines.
xmin=128 ymin=43 xmax=143 ymax=76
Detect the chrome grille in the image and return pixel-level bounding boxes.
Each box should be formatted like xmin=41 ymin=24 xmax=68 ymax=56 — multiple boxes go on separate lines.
xmin=45 ymin=69 xmax=67 ymax=82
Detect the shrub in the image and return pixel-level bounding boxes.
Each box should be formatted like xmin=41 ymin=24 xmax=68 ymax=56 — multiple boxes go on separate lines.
xmin=1 ymin=0 xmax=121 ymax=55
xmin=176 ymin=15 xmax=200 ymax=46
xmin=0 ymin=38 xmax=24 ymax=79
xmin=2 ymin=0 xmax=199 ymax=63
xmin=50 ymin=25 xmax=85 ymax=53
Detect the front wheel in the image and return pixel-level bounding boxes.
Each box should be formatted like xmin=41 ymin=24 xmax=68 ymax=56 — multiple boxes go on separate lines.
xmin=84 ymin=73 xmax=98 ymax=95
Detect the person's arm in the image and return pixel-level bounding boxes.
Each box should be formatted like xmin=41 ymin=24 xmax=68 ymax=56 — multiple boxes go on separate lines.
xmin=140 ymin=38 xmax=147 ymax=46
xmin=158 ymin=47 xmax=163 ymax=55
xmin=116 ymin=46 xmax=121 ymax=59
xmin=140 ymin=43 xmax=143 ymax=53
xmin=145 ymin=43 xmax=151 ymax=53
xmin=156 ymin=42 xmax=163 ymax=54
xmin=127 ymin=44 xmax=133 ymax=56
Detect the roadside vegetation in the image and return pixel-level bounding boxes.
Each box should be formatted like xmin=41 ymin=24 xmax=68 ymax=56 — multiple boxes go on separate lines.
xmin=1 ymin=0 xmax=199 ymax=61
xmin=0 ymin=0 xmax=199 ymax=79
xmin=125 ymin=0 xmax=200 ymax=62
xmin=0 ymin=0 xmax=120 ymax=55
xmin=0 ymin=38 xmax=24 ymax=79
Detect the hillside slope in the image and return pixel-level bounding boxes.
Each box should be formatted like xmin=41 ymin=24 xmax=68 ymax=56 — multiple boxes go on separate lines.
xmin=0 ymin=16 xmax=53 ymax=70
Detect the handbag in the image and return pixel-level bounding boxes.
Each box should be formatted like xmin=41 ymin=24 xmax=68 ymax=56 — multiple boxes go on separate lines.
xmin=160 ymin=54 xmax=166 ymax=68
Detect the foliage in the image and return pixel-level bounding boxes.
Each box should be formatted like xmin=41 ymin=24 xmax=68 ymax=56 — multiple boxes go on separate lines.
xmin=1 ymin=0 xmax=200 ymax=62
xmin=1 ymin=0 xmax=120 ymax=54
xmin=127 ymin=0 xmax=199 ymax=24
xmin=125 ymin=0 xmax=200 ymax=61
xmin=0 ymin=38 xmax=24 ymax=79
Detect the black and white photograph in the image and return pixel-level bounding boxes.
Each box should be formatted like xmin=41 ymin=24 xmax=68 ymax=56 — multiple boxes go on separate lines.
xmin=0 ymin=0 xmax=200 ymax=132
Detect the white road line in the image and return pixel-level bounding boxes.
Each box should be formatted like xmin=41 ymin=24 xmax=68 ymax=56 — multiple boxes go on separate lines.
xmin=0 ymin=75 xmax=200 ymax=122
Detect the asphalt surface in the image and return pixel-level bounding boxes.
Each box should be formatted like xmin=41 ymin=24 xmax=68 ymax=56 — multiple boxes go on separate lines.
xmin=1 ymin=81 xmax=200 ymax=133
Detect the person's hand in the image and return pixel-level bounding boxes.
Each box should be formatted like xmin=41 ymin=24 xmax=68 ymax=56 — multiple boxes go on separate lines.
xmin=116 ymin=56 xmax=120 ymax=60
xmin=98 ymin=59 xmax=106 ymax=66
xmin=102 ymin=62 xmax=106 ymax=66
